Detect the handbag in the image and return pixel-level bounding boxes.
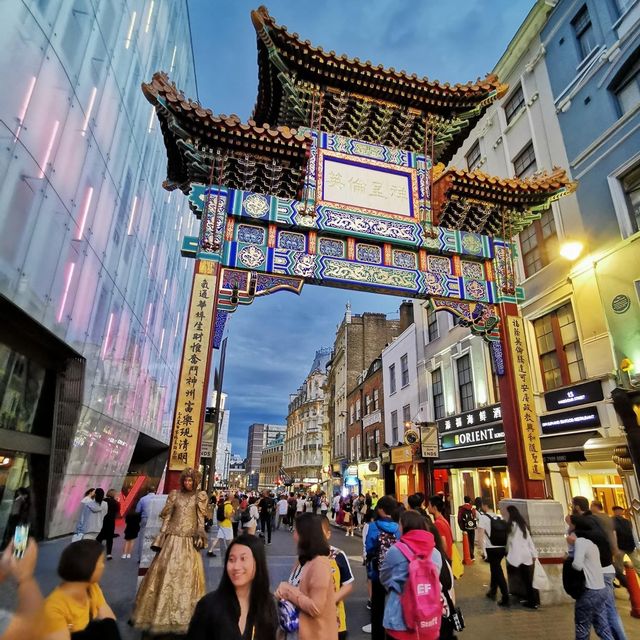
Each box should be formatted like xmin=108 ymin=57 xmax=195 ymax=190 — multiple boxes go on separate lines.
xmin=562 ymin=556 xmax=585 ymax=599
xmin=343 ymin=511 xmax=352 ymax=525
xmin=442 ymin=587 xmax=465 ymax=633
xmin=278 ymin=599 xmax=299 ymax=632
xmin=532 ymin=558 xmax=550 ymax=591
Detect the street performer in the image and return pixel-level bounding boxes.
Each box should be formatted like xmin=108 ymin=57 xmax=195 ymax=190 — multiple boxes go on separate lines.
xmin=131 ymin=467 xmax=208 ymax=635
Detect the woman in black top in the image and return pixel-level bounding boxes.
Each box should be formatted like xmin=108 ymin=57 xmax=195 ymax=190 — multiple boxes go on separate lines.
xmin=96 ymin=489 xmax=120 ymax=560
xmin=188 ymin=533 xmax=278 ymax=640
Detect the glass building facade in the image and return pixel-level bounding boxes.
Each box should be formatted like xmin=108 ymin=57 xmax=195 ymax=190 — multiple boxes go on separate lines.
xmin=0 ymin=0 xmax=196 ymax=538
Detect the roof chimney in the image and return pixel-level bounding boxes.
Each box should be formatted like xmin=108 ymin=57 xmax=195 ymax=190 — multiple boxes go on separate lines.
xmin=399 ymin=300 xmax=414 ymax=332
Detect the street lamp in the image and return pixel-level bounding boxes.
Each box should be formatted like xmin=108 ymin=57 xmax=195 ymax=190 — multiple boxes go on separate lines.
xmin=559 ymin=239 xmax=584 ymax=261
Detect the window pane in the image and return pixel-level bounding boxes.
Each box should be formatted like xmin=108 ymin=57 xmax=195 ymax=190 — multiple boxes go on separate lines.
xmin=622 ymin=164 xmax=640 ymax=232
xmin=534 ymin=315 xmax=556 ymax=355
xmin=514 ymin=142 xmax=537 ymax=178
xmin=466 ymin=140 xmax=481 ymax=171
xmin=504 ymin=85 xmax=525 ymax=124
xmin=541 ymin=352 xmax=562 ymax=390
xmin=565 ymin=343 xmax=586 ymax=382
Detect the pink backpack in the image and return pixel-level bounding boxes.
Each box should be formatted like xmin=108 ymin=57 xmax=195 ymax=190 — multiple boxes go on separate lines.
xmin=396 ymin=538 xmax=442 ymax=640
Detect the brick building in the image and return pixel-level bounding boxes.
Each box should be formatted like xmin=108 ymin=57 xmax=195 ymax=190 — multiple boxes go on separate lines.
xmin=326 ymin=304 xmax=403 ymax=487
xmin=258 ymin=434 xmax=284 ymax=491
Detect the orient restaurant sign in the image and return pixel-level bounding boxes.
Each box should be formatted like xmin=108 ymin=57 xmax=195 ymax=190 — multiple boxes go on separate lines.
xmin=169 ymin=261 xmax=218 ymax=471
xmin=440 ymin=424 xmax=505 ymax=449
xmin=507 ymin=316 xmax=545 ymax=480
xmin=544 ymin=380 xmax=603 ymax=412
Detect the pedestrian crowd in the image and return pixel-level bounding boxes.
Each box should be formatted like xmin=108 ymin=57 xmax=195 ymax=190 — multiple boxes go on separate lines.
xmin=1 ymin=479 xmax=639 ymax=640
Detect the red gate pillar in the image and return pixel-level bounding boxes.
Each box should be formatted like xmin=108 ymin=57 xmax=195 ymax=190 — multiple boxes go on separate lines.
xmin=165 ymin=259 xmax=220 ymax=493
xmin=497 ymin=302 xmax=545 ymax=500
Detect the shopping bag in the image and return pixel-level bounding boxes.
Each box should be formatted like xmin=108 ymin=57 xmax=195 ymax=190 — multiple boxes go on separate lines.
xmin=533 ymin=558 xmax=550 ymax=591
xmin=451 ymin=543 xmax=464 ymax=579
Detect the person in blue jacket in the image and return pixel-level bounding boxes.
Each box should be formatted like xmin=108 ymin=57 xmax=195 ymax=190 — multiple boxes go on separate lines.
xmin=380 ymin=510 xmax=444 ymax=640
xmin=363 ymin=496 xmax=400 ymax=639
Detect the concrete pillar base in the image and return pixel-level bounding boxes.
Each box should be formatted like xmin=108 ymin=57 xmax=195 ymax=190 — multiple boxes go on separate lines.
xmin=499 ymin=498 xmax=572 ymax=606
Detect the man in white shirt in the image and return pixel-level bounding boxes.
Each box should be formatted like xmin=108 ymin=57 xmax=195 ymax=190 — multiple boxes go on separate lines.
xmin=477 ymin=500 xmax=509 ymax=606
xmin=276 ymin=494 xmax=288 ymax=530
xmin=296 ymin=494 xmax=305 ymax=515
xmin=568 ymin=529 xmax=614 ymax=640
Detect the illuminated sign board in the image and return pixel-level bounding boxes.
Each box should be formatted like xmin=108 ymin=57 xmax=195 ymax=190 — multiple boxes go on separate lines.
xmin=539 ymin=407 xmax=601 ymax=435
xmin=436 ymin=403 xmax=502 ymax=433
xmin=544 ymin=380 xmax=603 ymax=412
xmin=440 ymin=424 xmax=505 ymax=450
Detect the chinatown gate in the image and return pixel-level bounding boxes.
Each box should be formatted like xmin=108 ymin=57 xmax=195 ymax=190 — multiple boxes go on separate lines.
xmin=144 ymin=7 xmax=575 ymax=570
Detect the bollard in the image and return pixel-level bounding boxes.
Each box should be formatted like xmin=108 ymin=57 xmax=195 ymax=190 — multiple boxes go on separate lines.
xmin=625 ymin=562 xmax=640 ymax=619
xmin=462 ymin=531 xmax=474 ymax=565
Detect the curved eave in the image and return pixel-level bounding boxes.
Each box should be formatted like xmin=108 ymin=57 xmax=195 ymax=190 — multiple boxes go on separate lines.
xmin=251 ymin=5 xmax=506 ymax=126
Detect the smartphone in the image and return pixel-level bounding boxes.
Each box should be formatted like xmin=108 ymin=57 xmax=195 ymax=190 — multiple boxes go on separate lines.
xmin=12 ymin=524 xmax=29 ymax=559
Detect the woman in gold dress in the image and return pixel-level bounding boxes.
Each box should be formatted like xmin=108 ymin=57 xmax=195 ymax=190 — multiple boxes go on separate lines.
xmin=131 ymin=468 xmax=208 ymax=635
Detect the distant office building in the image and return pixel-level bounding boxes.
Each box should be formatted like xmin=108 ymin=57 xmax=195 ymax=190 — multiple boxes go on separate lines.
xmin=0 ymin=1 xmax=196 ymax=539
xmin=259 ymin=433 xmax=284 ymax=491
xmin=246 ymin=423 xmax=286 ymax=490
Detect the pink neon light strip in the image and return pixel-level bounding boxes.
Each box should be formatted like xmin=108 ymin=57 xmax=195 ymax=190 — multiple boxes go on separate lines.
xmin=81 ymin=87 xmax=97 ymax=137
xmin=56 ymin=262 xmax=76 ymax=323
xmin=75 ymin=186 xmax=94 ymax=240
xmin=127 ymin=196 xmax=138 ymax=235
xmin=15 ymin=76 xmax=36 ymax=142
xmin=102 ymin=312 xmax=114 ymax=358
xmin=40 ymin=121 xmax=60 ymax=178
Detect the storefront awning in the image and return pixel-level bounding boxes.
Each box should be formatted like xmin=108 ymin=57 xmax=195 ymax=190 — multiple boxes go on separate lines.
xmin=433 ymin=430 xmax=599 ymax=469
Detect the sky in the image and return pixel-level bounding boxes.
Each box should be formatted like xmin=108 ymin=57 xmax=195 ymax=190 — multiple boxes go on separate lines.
xmin=187 ymin=0 xmax=537 ymax=457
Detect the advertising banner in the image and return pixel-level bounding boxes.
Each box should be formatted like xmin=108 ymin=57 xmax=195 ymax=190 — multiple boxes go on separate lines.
xmin=507 ymin=316 xmax=544 ymax=480
xmin=169 ymin=261 xmax=218 ymax=470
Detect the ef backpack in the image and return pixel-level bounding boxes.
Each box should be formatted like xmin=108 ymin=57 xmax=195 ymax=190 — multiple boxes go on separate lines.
xmin=396 ymin=539 xmax=442 ymax=640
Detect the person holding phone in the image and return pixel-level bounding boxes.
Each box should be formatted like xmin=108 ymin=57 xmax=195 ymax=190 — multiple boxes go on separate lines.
xmin=0 ymin=538 xmax=43 ymax=640
xmin=41 ymin=539 xmax=118 ymax=639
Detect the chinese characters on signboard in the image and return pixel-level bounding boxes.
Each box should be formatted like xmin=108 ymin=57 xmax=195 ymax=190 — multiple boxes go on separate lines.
xmin=507 ymin=316 xmax=545 ymax=480
xmin=321 ymin=155 xmax=414 ymax=217
xmin=169 ymin=261 xmax=218 ymax=471
xmin=436 ymin=403 xmax=502 ymax=433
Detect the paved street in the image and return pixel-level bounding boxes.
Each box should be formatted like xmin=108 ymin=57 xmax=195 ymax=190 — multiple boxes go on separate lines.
xmin=2 ymin=521 xmax=640 ymax=639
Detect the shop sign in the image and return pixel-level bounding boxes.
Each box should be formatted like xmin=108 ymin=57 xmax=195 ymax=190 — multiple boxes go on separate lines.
xmin=169 ymin=261 xmax=218 ymax=471
xmin=420 ymin=425 xmax=440 ymax=458
xmin=544 ymin=380 xmax=604 ymax=412
xmin=344 ymin=475 xmax=359 ymax=486
xmin=391 ymin=445 xmax=413 ymax=464
xmin=507 ymin=316 xmax=545 ymax=480
xmin=380 ymin=450 xmax=391 ymax=464
xmin=302 ymin=477 xmax=321 ymax=483
xmin=540 ymin=406 xmax=601 ymax=434
xmin=363 ymin=409 xmax=382 ymax=428
xmin=346 ymin=465 xmax=358 ymax=477
xmin=440 ymin=424 xmax=505 ymax=449
xmin=200 ymin=441 xmax=213 ymax=458
xmin=436 ymin=403 xmax=502 ymax=433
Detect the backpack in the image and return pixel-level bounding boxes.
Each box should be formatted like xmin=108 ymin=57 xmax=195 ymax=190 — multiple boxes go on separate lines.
xmin=460 ymin=508 xmax=477 ymax=531
xmin=614 ymin=517 xmax=635 ymax=553
xmin=376 ymin=529 xmax=397 ymax=569
xmin=216 ymin=502 xmax=226 ymax=522
xmin=240 ymin=507 xmax=252 ymax=524
xmin=396 ymin=540 xmax=442 ymax=640
xmin=485 ymin=514 xmax=508 ymax=546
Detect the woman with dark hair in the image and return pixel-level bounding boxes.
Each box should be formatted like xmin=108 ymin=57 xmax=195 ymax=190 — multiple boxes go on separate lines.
xmin=97 ymin=490 xmax=120 ymax=560
xmin=131 ymin=468 xmax=208 ymax=635
xmin=505 ymin=505 xmax=539 ymax=609
xmin=379 ymin=510 xmax=444 ymax=640
xmin=188 ymin=534 xmax=277 ymax=640
xmin=275 ymin=513 xmax=337 ymax=640
xmin=41 ymin=539 xmax=119 ymax=639
xmin=77 ymin=488 xmax=108 ymax=540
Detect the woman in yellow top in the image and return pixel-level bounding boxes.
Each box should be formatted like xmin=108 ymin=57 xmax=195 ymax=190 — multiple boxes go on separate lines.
xmin=41 ymin=539 xmax=118 ymax=639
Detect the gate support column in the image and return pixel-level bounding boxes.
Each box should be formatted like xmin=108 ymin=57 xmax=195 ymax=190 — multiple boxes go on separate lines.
xmin=497 ymin=302 xmax=545 ymax=500
xmin=165 ymin=259 xmax=220 ymax=493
